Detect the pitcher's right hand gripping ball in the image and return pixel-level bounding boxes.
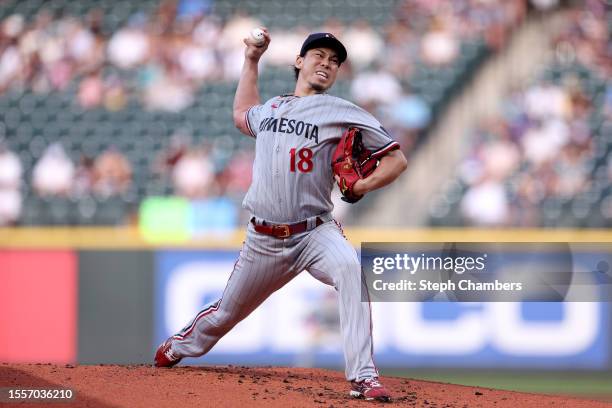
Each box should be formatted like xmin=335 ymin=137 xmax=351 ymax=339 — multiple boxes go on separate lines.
xmin=243 ymin=27 xmax=270 ymax=60
xmin=250 ymin=27 xmax=266 ymax=45
xmin=332 ymin=128 xmax=378 ymax=203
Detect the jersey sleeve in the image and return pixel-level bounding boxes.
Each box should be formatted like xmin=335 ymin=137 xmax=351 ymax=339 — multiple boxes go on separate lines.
xmin=245 ymin=104 xmax=264 ymax=138
xmin=344 ymin=102 xmax=400 ymax=159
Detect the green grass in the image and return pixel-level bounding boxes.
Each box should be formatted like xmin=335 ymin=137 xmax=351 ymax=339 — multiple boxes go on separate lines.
xmin=380 ymin=369 xmax=612 ymax=397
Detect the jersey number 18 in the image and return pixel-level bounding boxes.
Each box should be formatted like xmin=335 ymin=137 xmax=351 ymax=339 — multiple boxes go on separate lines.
xmin=289 ymin=148 xmax=313 ymax=173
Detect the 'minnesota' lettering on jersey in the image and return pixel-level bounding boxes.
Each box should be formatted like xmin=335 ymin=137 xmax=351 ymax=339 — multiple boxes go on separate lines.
xmin=259 ymin=116 xmax=319 ymax=143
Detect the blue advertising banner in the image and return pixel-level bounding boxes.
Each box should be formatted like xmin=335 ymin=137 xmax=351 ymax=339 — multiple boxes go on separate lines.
xmin=155 ymin=250 xmax=609 ymax=369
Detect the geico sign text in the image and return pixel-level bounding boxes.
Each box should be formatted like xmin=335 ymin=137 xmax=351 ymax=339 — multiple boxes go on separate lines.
xmin=163 ymin=261 xmax=600 ymax=356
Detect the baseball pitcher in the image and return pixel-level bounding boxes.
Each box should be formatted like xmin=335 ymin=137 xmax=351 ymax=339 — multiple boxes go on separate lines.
xmin=155 ymin=29 xmax=408 ymax=402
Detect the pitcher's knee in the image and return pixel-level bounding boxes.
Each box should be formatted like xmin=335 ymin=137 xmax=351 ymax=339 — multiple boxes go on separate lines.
xmin=329 ymin=258 xmax=360 ymax=286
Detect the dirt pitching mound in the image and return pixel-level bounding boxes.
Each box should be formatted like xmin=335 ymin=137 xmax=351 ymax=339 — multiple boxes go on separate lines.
xmin=1 ymin=364 xmax=609 ymax=408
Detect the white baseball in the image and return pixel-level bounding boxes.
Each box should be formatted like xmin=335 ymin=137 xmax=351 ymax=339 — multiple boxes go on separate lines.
xmin=250 ymin=28 xmax=265 ymax=45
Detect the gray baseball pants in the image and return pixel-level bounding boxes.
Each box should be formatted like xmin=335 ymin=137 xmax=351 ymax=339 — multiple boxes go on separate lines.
xmin=171 ymin=217 xmax=378 ymax=381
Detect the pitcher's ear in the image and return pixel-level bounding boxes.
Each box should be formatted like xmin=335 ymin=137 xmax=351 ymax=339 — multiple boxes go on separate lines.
xmin=295 ymin=55 xmax=304 ymax=69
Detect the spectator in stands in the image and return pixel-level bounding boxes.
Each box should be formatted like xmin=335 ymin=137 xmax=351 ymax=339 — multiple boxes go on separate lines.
xmin=66 ymin=15 xmax=103 ymax=73
xmin=385 ymin=92 xmax=431 ymax=152
xmin=521 ymin=118 xmax=569 ymax=166
xmin=78 ymin=70 xmax=104 ymax=108
xmin=103 ymin=74 xmax=128 ymax=111
xmin=350 ymin=65 xmax=402 ymax=112
xmin=178 ymin=33 xmax=219 ymax=81
xmin=18 ymin=11 xmax=54 ymax=93
xmin=388 ymin=93 xmax=431 ymax=132
xmin=343 ymin=20 xmax=384 ymax=70
xmin=153 ymin=132 xmax=191 ymax=179
xmin=0 ymin=141 xmax=21 ymax=190
xmin=555 ymin=142 xmax=590 ymax=197
xmin=172 ymin=146 xmax=213 ymax=199
xmin=92 ymin=147 xmax=133 ymax=196
xmin=72 ymin=154 xmax=95 ymax=198
xmin=107 ymin=17 xmax=151 ymax=70
xmin=0 ymin=15 xmax=24 ymax=93
xmin=383 ymin=20 xmax=417 ymax=78
xmin=460 ymin=176 xmax=509 ymax=226
xmin=190 ymin=14 xmax=223 ymax=79
xmin=480 ymin=122 xmax=521 ymax=180
xmin=1 ymin=13 xmax=24 ymax=42
xmin=523 ymin=81 xmax=570 ymax=120
xmin=32 ymin=143 xmax=74 ymax=196
xmin=142 ymin=68 xmax=194 ymax=112
xmin=421 ymin=16 xmax=458 ymax=66
xmin=220 ymin=149 xmax=253 ymax=196
xmin=0 ymin=140 xmax=22 ymax=225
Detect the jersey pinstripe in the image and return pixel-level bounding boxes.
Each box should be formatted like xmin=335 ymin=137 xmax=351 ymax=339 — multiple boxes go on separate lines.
xmin=244 ymin=94 xmax=399 ymax=223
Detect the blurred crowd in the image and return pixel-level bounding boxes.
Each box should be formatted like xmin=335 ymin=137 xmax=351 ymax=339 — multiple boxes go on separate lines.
xmin=0 ymin=0 xmax=566 ymax=227
xmin=348 ymin=0 xmax=525 ymax=150
xmin=0 ymin=0 xmax=218 ymax=112
xmin=458 ymin=2 xmax=610 ymax=227
xmin=0 ymin=131 xmax=256 ymax=225
xmin=0 ymin=137 xmax=134 ymax=225
xmin=152 ymin=132 xmax=253 ymax=199
xmin=0 ymin=0 xmax=527 ymax=116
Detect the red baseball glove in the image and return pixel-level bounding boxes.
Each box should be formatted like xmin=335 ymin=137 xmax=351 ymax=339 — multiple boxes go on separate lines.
xmin=332 ymin=128 xmax=378 ymax=203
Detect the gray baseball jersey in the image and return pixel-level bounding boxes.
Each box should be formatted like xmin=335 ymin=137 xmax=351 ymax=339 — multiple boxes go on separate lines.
xmin=168 ymin=93 xmax=400 ymax=382
xmin=243 ymin=94 xmax=399 ymax=223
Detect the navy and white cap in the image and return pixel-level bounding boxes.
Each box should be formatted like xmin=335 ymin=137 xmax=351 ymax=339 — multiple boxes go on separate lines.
xmin=299 ymin=32 xmax=347 ymax=63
